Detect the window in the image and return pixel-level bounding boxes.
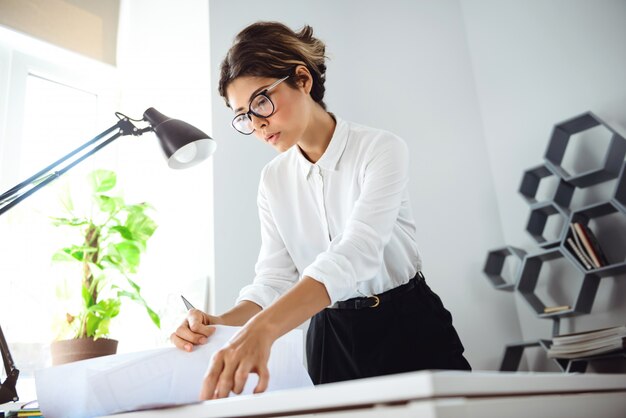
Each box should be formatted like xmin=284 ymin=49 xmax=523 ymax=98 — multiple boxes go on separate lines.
xmin=0 ymin=19 xmax=213 ymax=403
xmin=0 ymin=33 xmax=118 ymax=401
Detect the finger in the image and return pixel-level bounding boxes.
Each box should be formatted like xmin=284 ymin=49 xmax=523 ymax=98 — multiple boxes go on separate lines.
xmin=170 ymin=332 xmax=194 ymax=352
xmin=214 ymin=358 xmax=238 ymax=399
xmin=188 ymin=311 xmax=217 ymax=337
xmin=253 ymin=365 xmax=270 ymax=394
xmin=200 ymin=354 xmax=224 ymax=400
xmin=176 ymin=318 xmax=216 ymax=345
xmin=232 ymin=363 xmax=251 ymax=395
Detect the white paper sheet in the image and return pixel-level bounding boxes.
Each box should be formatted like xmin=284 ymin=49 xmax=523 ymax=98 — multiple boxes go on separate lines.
xmin=35 ymin=326 xmax=312 ymax=418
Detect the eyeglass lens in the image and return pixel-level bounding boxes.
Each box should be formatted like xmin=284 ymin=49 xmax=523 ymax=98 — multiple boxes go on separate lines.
xmin=232 ymin=76 xmax=288 ymax=134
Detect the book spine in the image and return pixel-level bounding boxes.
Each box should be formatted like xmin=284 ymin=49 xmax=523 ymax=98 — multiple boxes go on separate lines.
xmin=573 ymin=222 xmax=602 ymax=268
xmin=579 ymin=223 xmax=609 ymax=266
xmin=569 ymin=223 xmax=595 ymax=268
xmin=566 ymin=237 xmax=592 ymax=270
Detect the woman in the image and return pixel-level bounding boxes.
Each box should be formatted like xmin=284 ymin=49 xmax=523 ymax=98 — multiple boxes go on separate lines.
xmin=171 ymin=21 xmax=471 ymax=400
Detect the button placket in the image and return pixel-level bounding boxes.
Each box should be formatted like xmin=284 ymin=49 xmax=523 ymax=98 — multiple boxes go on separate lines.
xmin=312 ymin=165 xmax=331 ymax=242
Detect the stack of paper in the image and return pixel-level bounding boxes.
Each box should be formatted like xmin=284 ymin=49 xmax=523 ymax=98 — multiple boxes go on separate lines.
xmin=547 ymin=325 xmax=626 ymax=359
xmin=35 ymin=326 xmax=312 ymax=418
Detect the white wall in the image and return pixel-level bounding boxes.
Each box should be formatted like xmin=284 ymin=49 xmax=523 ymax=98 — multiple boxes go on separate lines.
xmin=209 ymin=0 xmax=519 ymax=370
xmin=462 ymin=0 xmax=626 ymax=371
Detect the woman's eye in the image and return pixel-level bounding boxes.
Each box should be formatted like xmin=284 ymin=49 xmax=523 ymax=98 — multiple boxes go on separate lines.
xmin=253 ymin=96 xmax=270 ymax=112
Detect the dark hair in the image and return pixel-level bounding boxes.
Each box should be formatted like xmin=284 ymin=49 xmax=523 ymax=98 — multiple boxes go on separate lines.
xmin=218 ymin=21 xmax=328 ymax=110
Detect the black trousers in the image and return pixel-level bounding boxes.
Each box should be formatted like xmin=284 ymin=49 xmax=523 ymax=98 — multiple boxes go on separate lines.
xmin=306 ymin=272 xmax=471 ymax=384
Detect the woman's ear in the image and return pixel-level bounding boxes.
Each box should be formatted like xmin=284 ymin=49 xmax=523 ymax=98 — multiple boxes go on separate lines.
xmin=294 ymin=65 xmax=313 ymax=95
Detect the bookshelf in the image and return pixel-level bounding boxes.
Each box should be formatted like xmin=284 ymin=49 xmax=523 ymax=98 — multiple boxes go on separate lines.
xmin=484 ymin=111 xmax=626 ymax=373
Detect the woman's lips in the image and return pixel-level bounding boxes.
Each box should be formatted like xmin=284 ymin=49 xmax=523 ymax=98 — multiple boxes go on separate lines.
xmin=265 ymin=132 xmax=280 ymax=144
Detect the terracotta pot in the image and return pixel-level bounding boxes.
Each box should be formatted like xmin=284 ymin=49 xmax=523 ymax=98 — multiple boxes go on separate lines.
xmin=50 ymin=338 xmax=118 ymax=366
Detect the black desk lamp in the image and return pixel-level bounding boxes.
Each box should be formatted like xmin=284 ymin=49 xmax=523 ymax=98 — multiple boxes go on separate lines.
xmin=0 ymin=107 xmax=216 ymax=403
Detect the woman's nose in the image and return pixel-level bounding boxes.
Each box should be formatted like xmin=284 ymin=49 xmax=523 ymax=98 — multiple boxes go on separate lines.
xmin=250 ymin=114 xmax=267 ymax=131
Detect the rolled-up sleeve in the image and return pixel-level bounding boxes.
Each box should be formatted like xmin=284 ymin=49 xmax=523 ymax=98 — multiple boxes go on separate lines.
xmin=302 ymin=135 xmax=410 ymax=304
xmin=236 ymin=168 xmax=299 ymax=309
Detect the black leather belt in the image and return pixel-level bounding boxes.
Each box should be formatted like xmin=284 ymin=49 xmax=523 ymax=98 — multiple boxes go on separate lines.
xmin=329 ymin=271 xmax=424 ymax=310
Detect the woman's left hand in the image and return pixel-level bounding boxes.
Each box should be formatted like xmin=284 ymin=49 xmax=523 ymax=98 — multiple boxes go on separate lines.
xmin=200 ymin=277 xmax=330 ymax=400
xmin=200 ymin=321 xmax=275 ymax=399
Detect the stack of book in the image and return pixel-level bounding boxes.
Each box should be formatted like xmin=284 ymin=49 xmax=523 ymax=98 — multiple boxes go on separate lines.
xmin=547 ymin=325 xmax=626 ymax=359
xmin=565 ymin=222 xmax=609 ymax=270
xmin=2 ymin=408 xmax=42 ymax=418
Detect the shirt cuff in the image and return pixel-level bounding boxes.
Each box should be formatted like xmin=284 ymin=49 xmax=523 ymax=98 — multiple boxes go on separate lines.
xmin=235 ymin=284 xmax=281 ymax=309
xmin=302 ymin=254 xmax=358 ymax=305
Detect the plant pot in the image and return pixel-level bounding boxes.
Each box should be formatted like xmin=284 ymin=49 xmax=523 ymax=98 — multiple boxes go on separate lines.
xmin=50 ymin=337 xmax=118 ymax=366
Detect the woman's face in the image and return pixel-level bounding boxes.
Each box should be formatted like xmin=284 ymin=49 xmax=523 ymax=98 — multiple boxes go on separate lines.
xmin=226 ymin=75 xmax=310 ymax=152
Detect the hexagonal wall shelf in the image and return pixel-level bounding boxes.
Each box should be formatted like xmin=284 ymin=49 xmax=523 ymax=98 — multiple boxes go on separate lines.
xmin=483 ymin=246 xmax=527 ymax=291
xmin=519 ymin=164 xmax=575 ymax=208
xmin=544 ymin=112 xmax=626 ymax=188
xmin=613 ymin=161 xmax=626 ymax=213
xmin=516 ymin=247 xmax=600 ymax=318
xmin=526 ymin=202 xmax=569 ymax=248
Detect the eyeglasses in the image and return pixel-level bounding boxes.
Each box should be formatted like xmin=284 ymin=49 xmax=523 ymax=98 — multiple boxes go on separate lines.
xmin=232 ymin=76 xmax=289 ymax=135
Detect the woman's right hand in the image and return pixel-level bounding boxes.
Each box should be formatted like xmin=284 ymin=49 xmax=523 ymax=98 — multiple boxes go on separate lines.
xmin=171 ymin=309 xmax=224 ymax=352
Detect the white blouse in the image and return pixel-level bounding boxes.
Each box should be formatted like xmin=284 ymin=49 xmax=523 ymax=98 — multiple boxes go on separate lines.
xmin=236 ymin=117 xmax=422 ymax=307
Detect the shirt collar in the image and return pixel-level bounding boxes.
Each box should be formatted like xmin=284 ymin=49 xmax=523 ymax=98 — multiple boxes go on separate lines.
xmin=295 ymin=117 xmax=349 ymax=178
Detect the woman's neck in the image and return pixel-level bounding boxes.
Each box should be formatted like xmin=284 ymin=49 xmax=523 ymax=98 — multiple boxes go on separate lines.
xmin=297 ymin=106 xmax=336 ymax=164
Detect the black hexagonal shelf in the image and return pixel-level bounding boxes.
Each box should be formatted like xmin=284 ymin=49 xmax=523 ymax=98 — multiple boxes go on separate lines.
xmin=563 ymin=201 xmax=626 ymax=278
xmin=525 ymin=202 xmax=569 ymax=248
xmin=544 ymin=111 xmax=626 ymax=188
xmin=483 ymin=246 xmax=527 ymax=291
xmin=613 ymin=161 xmax=626 ymax=213
xmin=500 ymin=339 xmax=588 ymax=372
xmin=519 ymin=164 xmax=575 ymax=208
xmin=516 ymin=247 xmax=600 ymax=318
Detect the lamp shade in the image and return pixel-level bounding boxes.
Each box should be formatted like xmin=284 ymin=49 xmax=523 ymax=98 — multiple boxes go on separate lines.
xmin=143 ymin=107 xmax=216 ymax=169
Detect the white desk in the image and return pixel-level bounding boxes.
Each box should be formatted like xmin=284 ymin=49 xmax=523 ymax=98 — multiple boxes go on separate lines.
xmin=103 ymin=371 xmax=626 ymax=418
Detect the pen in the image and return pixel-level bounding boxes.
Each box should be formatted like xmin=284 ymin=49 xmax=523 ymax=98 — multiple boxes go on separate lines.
xmin=181 ymin=294 xmax=195 ymax=310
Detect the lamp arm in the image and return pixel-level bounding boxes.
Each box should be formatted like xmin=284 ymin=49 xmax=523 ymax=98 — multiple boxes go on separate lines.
xmin=0 ymin=118 xmax=147 ymax=216
xmin=0 ymin=325 xmax=19 ymax=403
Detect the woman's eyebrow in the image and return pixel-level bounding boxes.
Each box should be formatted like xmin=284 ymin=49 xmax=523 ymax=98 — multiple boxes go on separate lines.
xmin=233 ymin=84 xmax=272 ymax=113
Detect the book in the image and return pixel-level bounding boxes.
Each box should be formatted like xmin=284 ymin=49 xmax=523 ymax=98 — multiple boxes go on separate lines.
xmin=549 ymin=336 xmax=626 ymax=354
xmin=568 ymin=223 xmax=595 ymax=268
xmin=543 ymin=305 xmax=571 ymax=314
xmin=573 ymin=222 xmax=602 ymax=268
xmin=566 ymin=237 xmax=592 ymax=270
xmin=547 ymin=325 xmax=626 ymax=359
xmin=578 ymin=222 xmax=609 ymax=266
xmin=547 ymin=337 xmax=626 ymax=359
xmin=552 ymin=325 xmax=626 ymax=345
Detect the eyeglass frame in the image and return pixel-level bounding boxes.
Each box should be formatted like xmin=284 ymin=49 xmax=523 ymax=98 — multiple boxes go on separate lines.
xmin=231 ymin=75 xmax=290 ymax=135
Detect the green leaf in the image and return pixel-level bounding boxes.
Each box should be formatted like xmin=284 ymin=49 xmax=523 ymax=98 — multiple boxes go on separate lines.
xmin=58 ymin=182 xmax=74 ymax=213
xmin=146 ymin=306 xmax=161 ymax=329
xmin=100 ymin=254 xmax=120 ymax=268
xmin=126 ymin=277 xmax=141 ymax=293
xmin=114 ymin=241 xmax=141 ymax=271
xmin=126 ymin=211 xmax=158 ymax=243
xmin=94 ymin=195 xmax=124 ymax=214
xmin=85 ymin=312 xmax=101 ymax=337
xmin=94 ymin=318 xmax=111 ymax=339
xmin=52 ymin=250 xmax=76 ymax=262
xmin=89 ymin=299 xmax=121 ymax=319
xmin=50 ymin=216 xmax=88 ymax=227
xmin=81 ymin=284 xmax=94 ymax=308
xmin=88 ymin=169 xmax=116 ymax=193
xmin=109 ymin=225 xmax=133 ymax=240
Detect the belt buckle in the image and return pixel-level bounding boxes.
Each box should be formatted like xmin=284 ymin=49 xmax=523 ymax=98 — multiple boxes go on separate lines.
xmin=369 ymin=295 xmax=380 ymax=308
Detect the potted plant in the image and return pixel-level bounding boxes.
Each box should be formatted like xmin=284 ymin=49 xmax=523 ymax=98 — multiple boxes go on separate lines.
xmin=49 ymin=169 xmax=160 ymax=365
